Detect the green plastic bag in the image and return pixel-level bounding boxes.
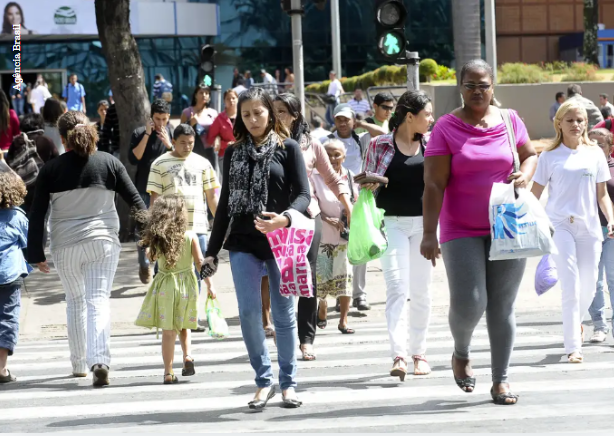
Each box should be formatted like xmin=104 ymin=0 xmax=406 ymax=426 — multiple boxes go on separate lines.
xmin=205 ymin=295 xmax=229 ymax=339
xmin=347 ymin=189 xmax=388 ymax=265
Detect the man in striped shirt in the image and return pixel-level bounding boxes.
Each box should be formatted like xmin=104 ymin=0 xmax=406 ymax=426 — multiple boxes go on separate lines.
xmin=152 ymin=74 xmax=173 ymax=101
xmin=347 ymin=88 xmax=371 ymax=116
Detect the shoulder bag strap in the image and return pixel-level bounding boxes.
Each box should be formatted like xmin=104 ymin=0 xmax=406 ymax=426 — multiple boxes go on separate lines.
xmin=501 ymin=108 xmax=520 ymax=173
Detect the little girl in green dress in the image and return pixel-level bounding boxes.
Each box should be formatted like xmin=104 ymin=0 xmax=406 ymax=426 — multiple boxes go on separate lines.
xmin=135 ymin=194 xmax=214 ymax=384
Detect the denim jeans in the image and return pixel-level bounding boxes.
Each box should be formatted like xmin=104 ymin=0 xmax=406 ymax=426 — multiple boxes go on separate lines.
xmin=229 ymin=251 xmax=297 ymax=390
xmin=0 ymin=278 xmax=22 ymax=356
xmin=137 ymin=193 xmax=151 ymax=270
xmin=12 ymin=98 xmax=24 ymax=117
xmin=589 ymin=229 xmax=614 ymax=334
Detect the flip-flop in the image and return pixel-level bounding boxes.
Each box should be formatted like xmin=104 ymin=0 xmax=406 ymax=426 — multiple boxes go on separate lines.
xmin=338 ymin=325 xmax=355 ymax=334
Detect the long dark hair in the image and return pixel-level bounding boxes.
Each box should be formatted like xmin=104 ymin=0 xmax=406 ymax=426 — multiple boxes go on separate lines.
xmin=190 ymin=84 xmax=211 ymax=108
xmin=0 ymin=89 xmax=9 ymax=133
xmin=389 ymin=90 xmax=431 ymax=141
xmin=2 ymin=2 xmax=24 ymax=34
xmin=42 ymin=98 xmax=67 ymax=126
xmin=274 ymin=93 xmax=309 ymax=141
xmin=233 ymin=87 xmax=289 ymax=146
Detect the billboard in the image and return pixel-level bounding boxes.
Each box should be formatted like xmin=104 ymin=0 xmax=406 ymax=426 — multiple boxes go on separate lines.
xmin=0 ymin=1 xmax=220 ymax=38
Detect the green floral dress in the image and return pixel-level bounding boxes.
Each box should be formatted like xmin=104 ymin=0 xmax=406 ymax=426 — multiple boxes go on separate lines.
xmin=135 ymin=232 xmax=199 ymax=332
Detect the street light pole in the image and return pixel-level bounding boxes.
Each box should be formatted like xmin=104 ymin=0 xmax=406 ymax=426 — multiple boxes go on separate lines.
xmin=484 ymin=0 xmax=497 ymax=83
xmin=331 ymin=0 xmax=342 ymax=77
xmin=406 ymin=51 xmax=420 ymax=92
xmin=290 ymin=0 xmax=305 ymax=114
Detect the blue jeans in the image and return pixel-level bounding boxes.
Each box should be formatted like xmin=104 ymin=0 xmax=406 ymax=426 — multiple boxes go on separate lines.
xmin=137 ymin=193 xmax=151 ymax=270
xmin=589 ymin=229 xmax=614 ymax=334
xmin=0 ymin=279 xmax=22 ymax=355
xmin=12 ymin=98 xmax=24 ymax=117
xmin=229 ymin=251 xmax=297 ymax=390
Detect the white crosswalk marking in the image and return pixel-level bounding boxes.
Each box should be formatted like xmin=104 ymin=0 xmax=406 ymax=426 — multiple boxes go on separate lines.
xmin=1 ymin=315 xmax=613 ymax=432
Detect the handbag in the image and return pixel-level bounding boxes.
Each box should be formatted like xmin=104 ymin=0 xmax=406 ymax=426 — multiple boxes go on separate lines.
xmin=354 ymin=171 xmax=389 ymax=186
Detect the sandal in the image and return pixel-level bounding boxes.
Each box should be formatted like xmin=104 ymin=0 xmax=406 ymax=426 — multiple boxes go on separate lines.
xmin=248 ymin=386 xmax=276 ymax=410
xmin=317 ymin=301 xmax=327 ymax=329
xmin=390 ymin=357 xmax=408 ymax=381
xmin=490 ymin=387 xmax=519 ymax=405
xmin=0 ymin=369 xmax=16 ymax=383
xmin=568 ymin=351 xmax=583 ymax=363
xmin=182 ymin=356 xmax=195 ymax=376
xmin=281 ymin=388 xmax=302 ymax=408
xmin=412 ymin=355 xmax=431 ymax=376
xmin=338 ymin=325 xmax=355 ymax=334
xmin=163 ymin=373 xmax=179 ymax=384
xmin=299 ymin=344 xmax=316 ymax=361
xmin=451 ymin=354 xmax=475 ymax=393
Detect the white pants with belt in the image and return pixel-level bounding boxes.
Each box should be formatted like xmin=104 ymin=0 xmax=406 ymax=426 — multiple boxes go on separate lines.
xmin=52 ymin=240 xmax=121 ymax=373
xmin=551 ymin=219 xmax=602 ymax=354
xmin=381 ymin=216 xmax=433 ymax=360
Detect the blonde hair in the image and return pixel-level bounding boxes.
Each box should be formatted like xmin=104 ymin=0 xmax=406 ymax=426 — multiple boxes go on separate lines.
xmin=547 ymin=100 xmax=593 ymax=151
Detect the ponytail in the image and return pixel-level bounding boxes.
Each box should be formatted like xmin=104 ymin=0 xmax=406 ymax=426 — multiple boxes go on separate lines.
xmin=58 ymin=111 xmax=98 ymax=157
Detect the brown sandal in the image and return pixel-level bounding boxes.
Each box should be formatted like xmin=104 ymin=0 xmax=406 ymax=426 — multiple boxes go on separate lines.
xmin=412 ymin=355 xmax=431 ymax=375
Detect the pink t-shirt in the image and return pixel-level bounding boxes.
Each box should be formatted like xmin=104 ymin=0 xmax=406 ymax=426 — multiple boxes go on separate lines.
xmin=425 ymin=110 xmax=529 ymax=243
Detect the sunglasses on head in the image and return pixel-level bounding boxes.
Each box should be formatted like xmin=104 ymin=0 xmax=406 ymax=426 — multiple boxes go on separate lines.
xmin=462 ymin=83 xmax=492 ymax=92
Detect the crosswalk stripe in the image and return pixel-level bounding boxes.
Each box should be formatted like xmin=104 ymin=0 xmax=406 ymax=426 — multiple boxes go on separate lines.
xmin=2 ymin=376 xmax=614 ymax=421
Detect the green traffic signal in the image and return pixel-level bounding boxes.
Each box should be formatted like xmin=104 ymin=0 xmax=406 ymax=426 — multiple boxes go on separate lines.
xmin=384 ymin=32 xmax=401 ymax=55
xmin=203 ymin=75 xmax=212 ymax=86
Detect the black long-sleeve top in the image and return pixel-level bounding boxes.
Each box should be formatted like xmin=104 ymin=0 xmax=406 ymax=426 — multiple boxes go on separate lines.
xmin=129 ymin=125 xmax=173 ymax=194
xmin=99 ymin=104 xmax=120 ymax=155
xmin=27 ymin=151 xmax=146 ymax=264
xmin=206 ymin=138 xmax=311 ymax=261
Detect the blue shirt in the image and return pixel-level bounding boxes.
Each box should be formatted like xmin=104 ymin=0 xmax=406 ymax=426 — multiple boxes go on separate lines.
xmin=0 ymin=207 xmax=32 ymax=285
xmin=62 ymin=82 xmax=86 ymax=111
xmin=152 ymin=79 xmax=173 ymax=99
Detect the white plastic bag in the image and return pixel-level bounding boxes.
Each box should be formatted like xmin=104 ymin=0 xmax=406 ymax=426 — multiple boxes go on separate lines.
xmin=489 ymin=183 xmax=557 ymax=261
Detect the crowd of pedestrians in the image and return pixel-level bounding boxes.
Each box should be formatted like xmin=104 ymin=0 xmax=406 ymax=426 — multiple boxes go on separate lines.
xmin=1 ymin=61 xmax=614 ymax=414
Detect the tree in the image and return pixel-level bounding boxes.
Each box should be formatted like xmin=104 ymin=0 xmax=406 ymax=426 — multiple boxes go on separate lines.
xmin=583 ymin=0 xmax=600 ymax=65
xmin=95 ymin=0 xmax=150 ymax=241
xmin=451 ymin=0 xmax=481 ymax=85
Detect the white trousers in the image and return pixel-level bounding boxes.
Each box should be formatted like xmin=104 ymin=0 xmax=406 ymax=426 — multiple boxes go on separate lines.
xmin=551 ymin=219 xmax=602 ymax=354
xmin=381 ymin=216 xmax=433 ymax=359
xmin=52 ymin=240 xmax=121 ymax=373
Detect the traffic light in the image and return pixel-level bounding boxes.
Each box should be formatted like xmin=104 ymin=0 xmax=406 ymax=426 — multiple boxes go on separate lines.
xmin=375 ymin=0 xmax=407 ymax=62
xmin=199 ymin=44 xmax=215 ymax=87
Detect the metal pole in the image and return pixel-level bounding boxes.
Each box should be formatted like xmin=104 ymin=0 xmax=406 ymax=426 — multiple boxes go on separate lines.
xmin=484 ymin=0 xmax=497 ymax=83
xmin=211 ymin=84 xmax=222 ymax=113
xmin=290 ymin=0 xmax=305 ymax=114
xmin=331 ymin=0 xmax=342 ymax=77
xmin=406 ymin=51 xmax=420 ymax=92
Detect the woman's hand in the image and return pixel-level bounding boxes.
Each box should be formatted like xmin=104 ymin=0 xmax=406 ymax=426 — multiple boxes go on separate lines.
xmin=325 ymin=217 xmax=345 ymax=233
xmin=608 ymin=223 xmax=614 ymax=239
xmin=508 ymin=171 xmax=529 ymax=189
xmin=420 ymin=233 xmax=441 ymax=267
xmin=254 ymin=212 xmax=290 ymax=234
xmin=37 ymin=261 xmax=50 ymax=273
xmin=361 ymin=183 xmax=380 ymax=192
xmin=189 ymin=111 xmax=198 ymax=127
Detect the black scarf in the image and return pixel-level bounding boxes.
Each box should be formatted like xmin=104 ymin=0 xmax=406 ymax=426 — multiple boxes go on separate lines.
xmin=228 ymin=132 xmax=278 ymax=216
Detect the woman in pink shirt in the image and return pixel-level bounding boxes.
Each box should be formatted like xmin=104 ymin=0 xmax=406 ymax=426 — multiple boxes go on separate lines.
xmin=0 ymin=90 xmax=20 ymax=151
xmin=207 ymin=89 xmax=238 ymax=183
xmin=273 ymin=93 xmax=353 ymax=361
xmin=421 ymin=60 xmax=537 ymax=405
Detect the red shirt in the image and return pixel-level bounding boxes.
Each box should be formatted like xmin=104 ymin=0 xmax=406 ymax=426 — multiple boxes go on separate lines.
xmin=593 ymin=118 xmax=614 ymax=134
xmin=206 ymin=111 xmax=235 ymax=157
xmin=0 ymin=109 xmax=21 ymax=150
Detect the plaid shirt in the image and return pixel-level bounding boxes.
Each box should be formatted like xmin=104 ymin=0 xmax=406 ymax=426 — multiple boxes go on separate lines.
xmin=364 ymin=132 xmax=428 ymax=176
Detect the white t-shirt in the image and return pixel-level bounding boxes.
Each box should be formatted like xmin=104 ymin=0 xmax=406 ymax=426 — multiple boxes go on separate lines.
xmin=323 ymin=131 xmax=370 ymax=175
xmin=31 ymin=85 xmax=52 ymax=114
xmin=533 ymin=143 xmax=611 ymax=240
xmin=602 ymin=102 xmax=614 ymax=113
xmin=327 ymin=79 xmax=343 ymax=98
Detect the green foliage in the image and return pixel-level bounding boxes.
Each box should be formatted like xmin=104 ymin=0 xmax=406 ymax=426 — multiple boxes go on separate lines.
xmin=433 ymin=64 xmax=456 ymax=81
xmin=419 ymin=59 xmax=438 ymax=79
xmin=498 ymin=63 xmax=552 ymax=84
xmin=561 ymin=62 xmax=600 ymax=82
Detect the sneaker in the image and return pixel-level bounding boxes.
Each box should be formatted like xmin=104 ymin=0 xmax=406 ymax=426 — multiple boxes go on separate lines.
xmin=590 ymin=330 xmax=608 ymax=343
xmin=139 ymin=265 xmax=152 ymax=284
xmin=92 ymin=364 xmax=110 ymax=387
xmin=353 ymin=297 xmax=371 ymax=311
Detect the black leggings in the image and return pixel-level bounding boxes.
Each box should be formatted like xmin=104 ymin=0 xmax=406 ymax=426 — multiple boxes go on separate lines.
xmin=297 ymin=215 xmax=322 ymax=345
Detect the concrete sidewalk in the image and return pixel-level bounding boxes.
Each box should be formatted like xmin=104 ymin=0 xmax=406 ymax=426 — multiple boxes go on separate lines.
xmin=19 ymin=243 xmax=566 ymax=341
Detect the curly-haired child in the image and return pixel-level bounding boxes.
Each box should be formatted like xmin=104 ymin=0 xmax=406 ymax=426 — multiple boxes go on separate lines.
xmin=135 ymin=194 xmax=214 ymax=384
xmin=0 ymin=172 xmax=32 ymax=383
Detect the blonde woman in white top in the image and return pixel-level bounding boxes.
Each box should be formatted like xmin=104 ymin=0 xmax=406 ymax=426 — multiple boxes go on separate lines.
xmin=531 ymin=100 xmax=614 ymax=363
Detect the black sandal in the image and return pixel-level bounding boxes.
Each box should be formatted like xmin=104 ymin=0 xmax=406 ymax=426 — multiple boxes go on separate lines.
xmin=338 ymin=325 xmax=355 ymax=334
xmin=182 ymin=357 xmax=195 ymax=376
xmin=163 ymin=373 xmax=179 ymax=384
xmin=490 ymin=387 xmax=519 ymax=405
xmin=0 ymin=369 xmax=16 ymax=383
xmin=248 ymin=386 xmax=276 ymax=410
xmin=452 ymin=354 xmax=475 ymax=393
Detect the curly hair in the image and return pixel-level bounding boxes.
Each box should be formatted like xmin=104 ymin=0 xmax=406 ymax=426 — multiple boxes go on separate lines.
xmin=58 ymin=111 xmax=98 ymax=157
xmin=0 ymin=172 xmax=26 ymax=209
xmin=136 ymin=194 xmax=188 ymax=269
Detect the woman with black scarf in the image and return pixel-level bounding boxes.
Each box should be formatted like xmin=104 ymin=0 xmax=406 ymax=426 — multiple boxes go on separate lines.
xmin=273 ymin=93 xmax=353 ymax=361
xmin=204 ymin=87 xmax=310 ymax=410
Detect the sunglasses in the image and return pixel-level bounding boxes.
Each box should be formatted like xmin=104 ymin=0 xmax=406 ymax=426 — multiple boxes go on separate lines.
xmin=379 ymin=105 xmax=394 ymax=111
xmin=462 ymin=83 xmax=492 ymax=92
